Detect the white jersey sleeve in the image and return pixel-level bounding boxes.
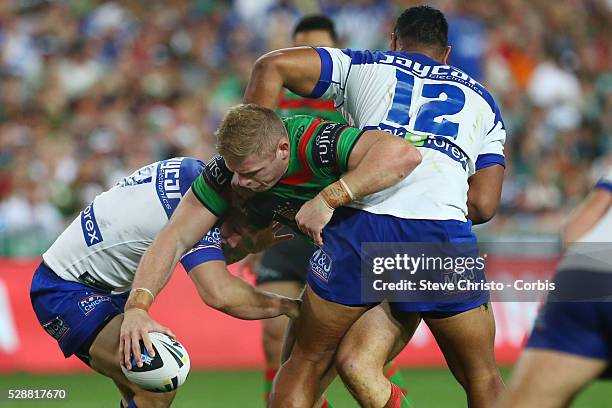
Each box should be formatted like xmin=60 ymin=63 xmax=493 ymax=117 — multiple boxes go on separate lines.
xmin=475 ymin=104 xmax=506 ymax=171
xmin=310 ymin=47 xmax=351 ymax=106
xmin=558 ymin=166 xmax=612 ymax=273
xmin=577 ymin=165 xmax=612 ymax=243
xmin=595 ymin=166 xmax=612 ymax=191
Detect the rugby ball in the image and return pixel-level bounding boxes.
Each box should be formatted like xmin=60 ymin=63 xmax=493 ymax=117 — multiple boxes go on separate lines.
xmin=121 ymin=332 xmax=190 ymax=393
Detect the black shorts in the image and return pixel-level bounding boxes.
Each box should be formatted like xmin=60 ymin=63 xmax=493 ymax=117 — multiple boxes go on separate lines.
xmin=256 ymin=232 xmax=314 ymax=286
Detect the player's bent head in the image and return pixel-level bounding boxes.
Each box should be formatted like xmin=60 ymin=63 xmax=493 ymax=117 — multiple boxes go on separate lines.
xmin=216 ymin=104 xmax=290 ymax=191
xmin=393 ymin=6 xmax=449 ymax=59
xmin=216 ymin=104 xmax=286 ymax=162
xmin=292 ymin=14 xmax=337 ymax=47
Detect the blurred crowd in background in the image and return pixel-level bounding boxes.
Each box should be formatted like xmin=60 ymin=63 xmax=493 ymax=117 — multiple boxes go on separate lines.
xmin=0 ymin=0 xmax=610 ymax=255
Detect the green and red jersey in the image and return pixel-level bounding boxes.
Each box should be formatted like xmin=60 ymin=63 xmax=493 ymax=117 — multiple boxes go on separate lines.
xmin=191 ymin=115 xmax=363 ymax=230
xmin=277 ymin=89 xmax=346 ymax=124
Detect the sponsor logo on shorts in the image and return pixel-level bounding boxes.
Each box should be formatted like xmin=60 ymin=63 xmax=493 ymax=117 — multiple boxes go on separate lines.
xmin=78 ymin=294 xmax=111 ymax=316
xmin=309 ymin=248 xmax=332 ymax=282
xmin=42 ymin=316 xmax=70 ymax=342
xmin=312 ymin=122 xmax=344 ymax=168
xmin=80 ymin=202 xmax=104 ymax=247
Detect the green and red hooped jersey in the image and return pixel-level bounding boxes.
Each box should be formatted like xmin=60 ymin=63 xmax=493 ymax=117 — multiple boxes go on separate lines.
xmin=277 ymin=89 xmax=346 ymax=124
xmin=191 ymin=115 xmax=363 ymax=230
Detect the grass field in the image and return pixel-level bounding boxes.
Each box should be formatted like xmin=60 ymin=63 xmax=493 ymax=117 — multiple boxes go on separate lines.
xmin=1 ymin=368 xmax=610 ymax=407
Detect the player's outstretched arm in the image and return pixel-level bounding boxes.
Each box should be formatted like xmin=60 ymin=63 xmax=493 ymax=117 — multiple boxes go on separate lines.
xmin=189 ymin=260 xmax=300 ymax=320
xmin=562 ymin=183 xmax=612 ymax=246
xmin=120 ymin=189 xmax=218 ymax=369
xmin=467 ymin=165 xmax=505 ymax=224
xmin=244 ymin=47 xmax=321 ymax=108
xmin=296 ymin=130 xmax=422 ymax=245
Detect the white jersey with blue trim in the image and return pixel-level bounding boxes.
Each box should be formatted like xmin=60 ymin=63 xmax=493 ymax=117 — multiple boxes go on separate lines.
xmin=558 ymin=167 xmax=612 ymax=273
xmin=312 ymin=47 xmax=506 ymax=221
xmin=577 ymin=166 xmax=612 ymax=244
xmin=43 ymin=157 xmax=224 ymax=293
xmin=576 ymin=167 xmax=612 ymax=244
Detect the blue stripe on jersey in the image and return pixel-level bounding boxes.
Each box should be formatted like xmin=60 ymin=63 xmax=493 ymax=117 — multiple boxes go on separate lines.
xmin=595 ymin=179 xmax=612 ymax=193
xmin=155 ymin=157 xmax=205 ymax=219
xmin=180 ymin=225 xmax=225 ymax=272
xmin=364 ymin=126 xmax=469 ymax=170
xmin=486 ymin=104 xmax=506 ymax=134
xmin=310 ymin=47 xmax=333 ymax=98
xmin=80 ymin=202 xmax=104 ymax=247
xmin=343 ymin=49 xmax=440 ymax=67
xmin=475 ymin=153 xmax=505 ymax=171
xmin=421 ymin=137 xmax=469 ymax=170
xmin=342 ymin=48 xmax=379 ymax=64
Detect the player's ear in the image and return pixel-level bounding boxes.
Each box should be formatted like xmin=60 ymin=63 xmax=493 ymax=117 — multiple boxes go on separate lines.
xmin=390 ymin=32 xmax=398 ymax=51
xmin=441 ymin=46 xmax=451 ymax=64
xmin=277 ymin=137 xmax=290 ymax=160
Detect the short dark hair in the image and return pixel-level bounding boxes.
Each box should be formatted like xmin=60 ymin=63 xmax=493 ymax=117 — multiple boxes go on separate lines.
xmin=394 ymin=6 xmax=448 ymax=52
xmin=293 ymin=14 xmax=337 ymax=42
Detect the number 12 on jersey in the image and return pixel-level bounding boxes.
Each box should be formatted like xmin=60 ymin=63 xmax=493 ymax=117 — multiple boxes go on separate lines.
xmin=385 ymin=70 xmax=466 ymax=139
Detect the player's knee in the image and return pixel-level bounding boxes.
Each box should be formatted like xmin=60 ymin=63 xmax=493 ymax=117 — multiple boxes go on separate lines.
xmin=462 ymin=368 xmax=504 ymax=395
xmin=335 ymin=346 xmax=366 ymax=383
xmin=133 ymin=390 xmax=175 ymax=408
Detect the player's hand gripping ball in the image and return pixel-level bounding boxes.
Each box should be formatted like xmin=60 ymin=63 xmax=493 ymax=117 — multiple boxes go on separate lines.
xmin=121 ymin=332 xmax=190 ymax=392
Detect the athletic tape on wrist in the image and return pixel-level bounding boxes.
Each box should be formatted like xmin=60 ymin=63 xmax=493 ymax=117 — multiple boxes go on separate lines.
xmin=320 ymin=180 xmax=352 ymax=209
xmin=125 ymin=288 xmax=155 ymax=311
xmin=132 ymin=287 xmax=155 ymax=300
xmin=125 ymin=302 xmax=150 ymax=312
xmin=339 ymin=178 xmax=355 ymax=200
